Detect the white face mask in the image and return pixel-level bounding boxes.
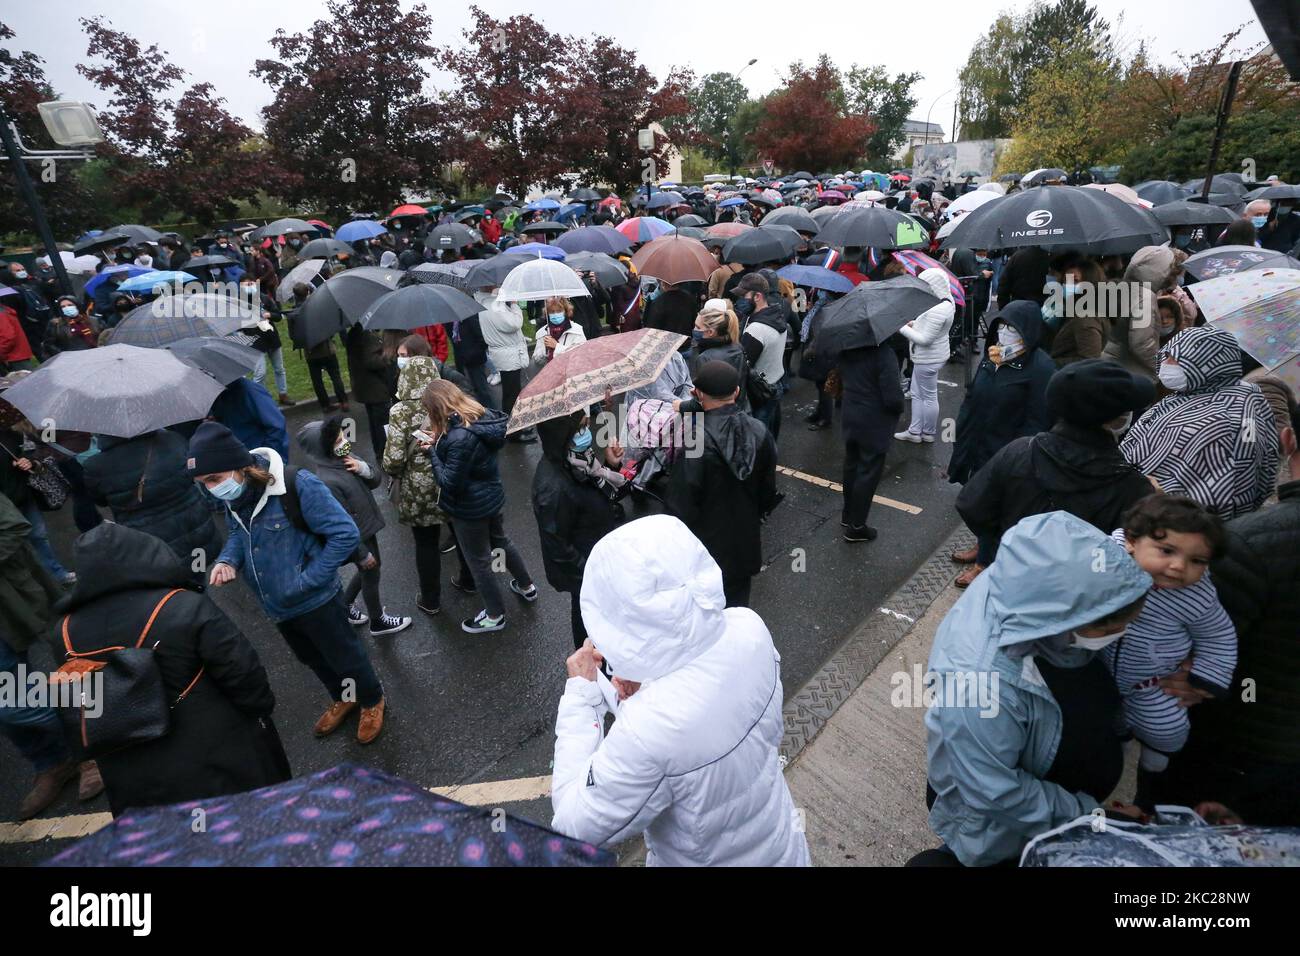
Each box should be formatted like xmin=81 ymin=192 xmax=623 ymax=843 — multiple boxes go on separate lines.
xmin=1070 ymin=628 xmax=1126 ymax=651
xmin=396 ymin=356 xmax=410 ymax=370
xmin=1158 ymin=362 xmax=1189 ymax=392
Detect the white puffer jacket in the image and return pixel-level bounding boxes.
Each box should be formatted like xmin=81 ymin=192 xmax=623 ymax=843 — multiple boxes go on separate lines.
xmin=900 ymin=267 xmax=955 ymax=365
xmin=476 ymin=290 xmax=529 ymax=372
xmin=551 ymin=514 xmax=810 ymax=867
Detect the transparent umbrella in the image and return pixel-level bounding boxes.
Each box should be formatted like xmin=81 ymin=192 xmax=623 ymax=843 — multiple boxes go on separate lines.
xmin=496 ymin=259 xmax=590 ymax=303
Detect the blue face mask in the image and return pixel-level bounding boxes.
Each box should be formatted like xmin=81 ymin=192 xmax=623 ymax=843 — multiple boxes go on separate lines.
xmin=548 ymin=313 xmax=566 ymax=325
xmin=691 ymin=328 xmax=706 ymax=342
xmin=1173 ymin=233 xmax=1192 ymax=248
xmin=207 ymin=475 xmax=244 ymax=501
xmin=570 ymin=427 xmax=593 ymax=452
xmin=1251 ymin=215 xmax=1268 ymax=229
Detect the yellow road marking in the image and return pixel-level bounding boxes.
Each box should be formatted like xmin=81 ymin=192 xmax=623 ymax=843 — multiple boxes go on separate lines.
xmin=776 ymin=466 xmax=923 ymax=514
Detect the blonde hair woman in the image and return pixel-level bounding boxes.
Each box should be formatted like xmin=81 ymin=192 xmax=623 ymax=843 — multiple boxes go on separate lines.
xmin=418 ymin=379 xmax=538 ymax=633
xmin=681 ymin=300 xmax=749 ymax=414
xmin=533 ymin=295 xmax=587 ymax=366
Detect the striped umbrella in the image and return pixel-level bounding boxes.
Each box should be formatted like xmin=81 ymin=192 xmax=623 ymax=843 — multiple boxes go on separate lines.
xmin=888 ymin=250 xmax=966 ymax=307
xmin=614 ymin=217 xmax=674 ymax=244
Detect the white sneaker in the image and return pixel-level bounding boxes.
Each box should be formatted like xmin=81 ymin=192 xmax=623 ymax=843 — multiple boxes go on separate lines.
xmin=893 ymin=430 xmax=922 ymax=443
xmin=921 ymin=434 xmax=936 ymax=443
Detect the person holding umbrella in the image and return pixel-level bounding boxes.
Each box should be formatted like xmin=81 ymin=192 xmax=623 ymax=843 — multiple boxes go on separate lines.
xmin=237 ymin=275 xmax=293 ymax=407
xmin=893 ymin=269 xmax=955 ymax=443
xmin=420 ymin=379 xmax=538 ymax=634
xmin=733 ymin=274 xmax=788 ymax=441
xmin=476 ymin=284 xmax=534 ymax=443
xmin=45 ymin=296 xmax=100 ymax=355
xmin=190 ymin=422 xmax=387 ymax=743
xmin=532 ymin=297 xmax=587 ymax=367
xmin=343 ymin=324 xmax=394 ymax=461
xmin=289 ymin=283 xmax=349 ymax=412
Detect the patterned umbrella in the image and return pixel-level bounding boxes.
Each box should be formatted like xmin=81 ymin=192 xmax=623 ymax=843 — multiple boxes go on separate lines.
xmin=889 ymin=250 xmax=967 ymax=307
xmin=43 ymin=764 xmax=613 ymax=867
xmin=111 ymin=293 xmax=258 ymax=347
xmin=406 ymin=261 xmax=473 ymax=291
xmin=615 ymin=217 xmax=675 ymax=244
xmin=508 ymin=328 xmax=687 ymax=433
xmin=1183 ymin=246 xmax=1300 ymax=281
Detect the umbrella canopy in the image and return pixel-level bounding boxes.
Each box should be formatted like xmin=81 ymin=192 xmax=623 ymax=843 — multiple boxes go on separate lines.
xmin=1134 ymin=180 xmax=1191 ymax=206
xmin=614 ymin=217 xmax=674 ymax=244
xmin=115 ymin=270 xmax=198 ymax=294
xmin=508 ymin=328 xmax=686 ymax=433
xmin=299 ymin=238 xmax=354 ymax=259
xmin=673 ymin=214 xmax=708 ymax=227
xmin=945 ymin=189 xmax=1000 ymax=218
xmin=565 ymin=251 xmax=629 ymax=289
xmin=389 ymin=203 xmax=428 ymax=218
xmin=1021 ymin=168 xmax=1068 ymax=187
xmin=112 ymin=292 xmax=259 ymax=347
xmin=1183 ymin=175 xmax=1248 ymax=197
xmin=818 ymin=206 xmax=929 ymax=250
xmin=1188 ymin=267 xmax=1300 ymax=322
xmin=1187 ymin=271 xmax=1300 ymax=371
xmin=568 ymin=188 xmax=604 ymax=202
xmin=360 ymin=284 xmax=483 ymax=331
xmin=290 ymin=267 xmax=403 ymax=348
xmin=162 ymin=336 xmax=262 ymax=385
xmin=428 ymin=223 xmax=481 ymax=252
xmin=1244 ymin=183 xmax=1300 ymax=202
xmin=645 ymin=191 xmax=686 ymax=210
xmin=497 ymin=259 xmax=590 ymax=303
xmin=1183 ymin=246 xmax=1300 ymax=281
xmin=73 ymin=231 xmax=132 ymax=255
xmin=523 ymin=197 xmax=562 ymax=212
xmin=890 ymin=250 xmax=966 ymax=307
xmin=463 ymin=256 xmax=524 ymax=290
xmin=815 ymin=275 xmax=943 ymax=358
xmin=44 ymin=763 xmax=612 ymax=867
xmin=721 ymin=229 xmax=793 ymax=266
xmin=277 ymin=259 xmax=328 ymax=301
xmin=520 ymin=220 xmax=567 ymax=234
xmin=631 ymin=235 xmax=717 ymax=284
xmin=717 ymin=196 xmax=749 ymax=209
xmin=1151 ymin=201 xmax=1238 ymax=229
xmin=762 ymin=206 xmax=820 ymax=236
xmin=102 ymin=224 xmax=164 ymax=245
xmin=776 ymin=264 xmax=853 ymax=293
xmin=407 ymin=261 xmax=474 ymax=291
xmin=336 ymin=220 xmax=387 ymax=243
xmin=502 ymin=243 xmax=567 ymax=261
xmin=942 ymin=185 xmax=1166 ymax=255
xmin=704 ymin=222 xmax=753 ymax=241
xmin=250 ymin=218 xmax=315 ymax=240
xmin=84 ymin=264 xmax=153 ymax=297
xmin=556 ymin=203 xmax=587 ymax=221
xmin=3 ymin=344 xmax=223 ymax=438
xmin=815 ymin=191 xmax=849 ymax=204
xmin=1082 ymin=182 xmax=1152 ymax=208
xmin=552 ymin=226 xmax=632 ymax=255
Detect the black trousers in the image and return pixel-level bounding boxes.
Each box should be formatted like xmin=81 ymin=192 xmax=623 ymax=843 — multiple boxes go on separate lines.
xmin=343 ymin=535 xmax=383 ymax=620
xmin=723 ymin=574 xmax=752 ymax=609
xmin=363 ymin=401 xmax=389 ymax=462
xmin=842 ymin=440 xmax=886 ymax=529
xmin=308 ymin=355 xmax=347 ymax=407
xmin=410 ymin=523 xmax=471 ymax=609
xmin=569 ymin=590 xmax=588 ymax=650
xmin=276 ymin=591 xmax=383 ymax=707
xmin=500 ymin=368 xmax=523 ymax=416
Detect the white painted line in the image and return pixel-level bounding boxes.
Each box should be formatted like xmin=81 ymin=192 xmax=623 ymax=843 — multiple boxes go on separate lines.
xmin=879 ymin=607 xmax=916 ymax=624
xmin=776 ymin=466 xmax=923 ymax=515
xmin=938 ymin=380 xmax=960 ymax=388
xmin=429 ymin=775 xmax=551 ymax=806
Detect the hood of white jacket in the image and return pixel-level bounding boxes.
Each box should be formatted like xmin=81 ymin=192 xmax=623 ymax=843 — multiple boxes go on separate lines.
xmin=579 ymin=515 xmax=727 ymax=683
xmin=918 ymin=267 xmax=953 ymax=301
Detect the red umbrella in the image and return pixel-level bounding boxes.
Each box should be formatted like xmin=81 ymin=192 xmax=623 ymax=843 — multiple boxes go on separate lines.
xmin=831 ymin=184 xmax=856 ymax=194
xmin=631 ymin=235 xmax=718 ymax=285
xmin=308 ymin=219 xmax=333 ymax=232
xmin=817 ymin=191 xmax=849 ymax=203
xmin=704 ymin=222 xmax=752 ymax=240
xmin=508 ymin=328 xmax=687 ymax=433
xmin=390 ymin=204 xmax=428 ymax=218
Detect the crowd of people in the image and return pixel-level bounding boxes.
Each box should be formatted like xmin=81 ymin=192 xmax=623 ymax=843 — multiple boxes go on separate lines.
xmin=0 ymin=164 xmax=1297 ymax=868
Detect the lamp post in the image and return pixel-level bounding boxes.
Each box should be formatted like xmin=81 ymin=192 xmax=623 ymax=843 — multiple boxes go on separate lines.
xmin=924 ymin=87 xmax=956 ymax=147
xmin=728 ymin=59 xmax=758 ymax=179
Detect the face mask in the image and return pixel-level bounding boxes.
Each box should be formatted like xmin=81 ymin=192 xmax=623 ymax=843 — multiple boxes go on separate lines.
xmin=61 ymin=305 xmax=78 ymax=318
xmin=1070 ymin=628 xmax=1126 ymax=651
xmin=991 ymin=325 xmax=1025 ymax=364
xmin=692 ymin=328 xmax=706 ymax=343
xmin=13 ymin=270 xmax=27 ymax=281
xmin=570 ymin=427 xmax=593 ymax=452
xmin=1105 ymin=411 xmax=1132 ymax=438
xmin=397 ymin=355 xmax=411 ymax=370
xmin=1173 ymin=233 xmax=1192 ymax=249
xmin=548 ymin=313 xmax=566 ymax=325
xmin=218 ymin=242 xmax=229 ymax=248
xmin=1279 ymin=205 xmax=1293 ymax=218
xmin=207 ymin=475 xmax=244 ymax=501
xmin=735 ymin=297 xmax=755 ymax=319
xmin=290 ymin=239 xmax=302 ymax=248
xmin=1158 ymin=361 xmax=1189 ymax=392
xmin=1250 ymin=216 xmax=1268 ymax=229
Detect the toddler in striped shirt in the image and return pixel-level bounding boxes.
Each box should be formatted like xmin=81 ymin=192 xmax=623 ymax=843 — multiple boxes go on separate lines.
xmin=1102 ymin=495 xmax=1237 ymax=788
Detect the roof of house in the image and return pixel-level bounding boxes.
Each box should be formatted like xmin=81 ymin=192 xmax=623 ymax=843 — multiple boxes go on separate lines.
xmin=901 ymin=120 xmax=944 ymax=136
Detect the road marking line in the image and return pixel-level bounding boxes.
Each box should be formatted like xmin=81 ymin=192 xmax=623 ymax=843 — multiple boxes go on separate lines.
xmin=938 ymin=380 xmax=960 ymax=388
xmin=879 ymin=607 xmax=916 ymax=624
xmin=776 ymin=466 xmax=923 ymax=514
xmin=0 ymin=776 xmax=556 ymax=845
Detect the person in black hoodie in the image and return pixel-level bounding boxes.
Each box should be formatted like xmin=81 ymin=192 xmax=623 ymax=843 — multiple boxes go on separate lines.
xmin=955 ymin=360 xmax=1158 ymax=566
xmin=343 ymin=324 xmax=395 ymax=461
xmin=666 ymin=361 xmax=778 ymax=608
xmin=449 ymin=313 xmax=495 ymax=410
xmin=296 ymin=416 xmax=411 ymax=637
xmin=643 ymin=282 xmax=699 ymax=341
xmin=837 ymin=338 xmax=905 ymax=543
xmin=531 ymin=411 xmax=626 ymax=649
xmin=55 ymin=522 xmax=290 ymax=816
xmin=81 ymin=428 xmax=222 ymax=586
xmin=995 ymin=246 xmax=1051 ymax=311
xmin=734 ymin=274 xmax=789 ymax=442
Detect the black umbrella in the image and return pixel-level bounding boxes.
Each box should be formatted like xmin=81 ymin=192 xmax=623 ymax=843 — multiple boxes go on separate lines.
xmin=721 ymin=229 xmax=793 ymax=265
xmin=73 ymin=231 xmax=132 ymax=254
xmin=788 ymin=171 xmax=814 ymax=181
xmin=182 ymin=254 xmax=239 ymax=270
xmin=761 ymin=206 xmax=821 ymax=236
xmin=405 ymin=261 xmax=473 ymax=290
xmin=758 ymin=223 xmax=806 ymax=256
xmin=568 ymin=188 xmax=604 ymax=202
xmin=162 ymin=336 xmax=262 ymax=385
xmin=102 ymin=224 xmax=164 ymax=245
xmin=360 ymin=284 xmax=483 ymax=331
xmin=815 ymin=275 xmax=943 ymax=358
xmin=1182 ymin=175 xmax=1247 ymax=197
xmin=1183 ymin=245 xmax=1300 ymax=281
xmin=1134 ymin=180 xmax=1192 ymax=206
xmin=942 ymin=185 xmax=1166 ymax=255
xmin=464 ymin=255 xmax=526 ymax=289
xmin=250 ymin=218 xmax=316 ymax=240
xmin=291 ymin=267 xmax=403 ymax=348
xmin=674 ymin=226 xmax=709 ymax=241
xmin=1244 ymin=183 xmax=1300 ymax=201
xmin=673 ymin=214 xmax=708 ymax=227
xmin=566 ymin=251 xmax=629 ymax=289
xmin=428 ymin=223 xmax=481 ymax=252
xmin=299 ymin=238 xmax=355 ymax=259
xmin=1151 ymin=201 xmax=1238 ymax=229
xmin=520 ymin=220 xmax=566 ymax=234
xmin=817 ymin=205 xmax=929 ymax=250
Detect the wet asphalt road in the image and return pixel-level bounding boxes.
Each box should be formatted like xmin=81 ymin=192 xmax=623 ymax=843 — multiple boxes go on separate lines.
xmin=1 ymin=365 xmax=966 ymax=861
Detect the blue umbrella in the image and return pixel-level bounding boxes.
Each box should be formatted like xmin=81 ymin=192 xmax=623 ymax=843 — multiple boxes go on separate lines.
xmin=646 ymin=191 xmax=686 ymax=210
xmin=75 ymin=229 xmax=104 ymax=244
xmin=553 ymin=226 xmax=632 ymax=255
xmin=777 ymin=264 xmax=854 ymax=293
xmin=115 ymin=270 xmax=199 ymax=293
xmin=556 ymin=203 xmax=588 ymax=221
xmin=502 ymin=243 xmax=567 ymax=261
xmin=84 ymin=265 xmax=152 ymax=297
xmin=523 ymin=198 xmax=562 ymax=212
xmin=336 ymin=220 xmax=387 ymax=242
xmin=718 ymin=197 xmax=748 ymax=208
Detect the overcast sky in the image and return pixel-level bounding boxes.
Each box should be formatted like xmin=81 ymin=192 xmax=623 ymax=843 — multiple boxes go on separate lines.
xmin=4 ymin=0 xmax=1270 ymax=137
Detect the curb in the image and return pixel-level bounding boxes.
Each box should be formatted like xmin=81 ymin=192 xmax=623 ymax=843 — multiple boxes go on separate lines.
xmin=779 ymin=523 xmax=974 ymax=764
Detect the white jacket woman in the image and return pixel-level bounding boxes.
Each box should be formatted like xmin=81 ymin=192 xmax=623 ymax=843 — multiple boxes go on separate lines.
xmin=476 ymin=290 xmax=529 ymax=372
xmin=899 ymin=267 xmax=955 ymax=364
xmin=551 ymin=514 xmax=810 ymax=867
xmin=532 ymin=317 xmax=587 ymax=366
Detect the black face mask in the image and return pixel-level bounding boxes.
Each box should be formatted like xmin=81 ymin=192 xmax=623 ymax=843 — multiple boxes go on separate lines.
xmin=735 ymin=297 xmax=755 ymax=319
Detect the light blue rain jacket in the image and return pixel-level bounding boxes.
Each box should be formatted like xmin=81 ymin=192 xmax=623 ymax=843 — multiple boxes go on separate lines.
xmin=924 ymin=511 xmax=1152 ymax=866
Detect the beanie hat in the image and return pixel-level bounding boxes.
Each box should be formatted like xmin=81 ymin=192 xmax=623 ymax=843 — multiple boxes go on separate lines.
xmin=186 ymin=421 xmax=253 ymax=476
xmin=1046 ymin=359 xmax=1156 ymax=427
xmin=694 ymin=360 xmax=741 ymax=399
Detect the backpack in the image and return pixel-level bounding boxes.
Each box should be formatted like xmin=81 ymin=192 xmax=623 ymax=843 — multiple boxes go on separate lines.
xmin=278 ymin=464 xmax=311 ymax=534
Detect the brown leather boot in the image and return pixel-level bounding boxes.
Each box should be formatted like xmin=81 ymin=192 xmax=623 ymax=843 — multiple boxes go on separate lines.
xmin=357 ymin=697 xmax=386 ymax=745
xmin=278 ymin=393 xmax=297 ymax=407
xmin=314 ymin=700 xmax=358 ymax=737
xmin=78 ymin=760 xmax=104 ymax=800
xmin=951 ymin=545 xmax=979 ymax=564
xmin=954 ymin=563 xmax=986 ymax=589
xmin=19 ymin=761 xmax=78 ymax=820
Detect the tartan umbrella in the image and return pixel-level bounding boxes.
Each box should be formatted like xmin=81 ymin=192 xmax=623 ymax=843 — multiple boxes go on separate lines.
xmin=889 ymin=250 xmax=967 ymax=307
xmin=111 ymin=292 xmax=258 ymax=347
xmin=508 ymin=328 xmax=686 ymax=433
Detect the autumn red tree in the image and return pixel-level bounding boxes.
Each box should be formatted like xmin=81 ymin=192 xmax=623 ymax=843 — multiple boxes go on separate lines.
xmin=754 ymin=56 xmax=875 ymax=172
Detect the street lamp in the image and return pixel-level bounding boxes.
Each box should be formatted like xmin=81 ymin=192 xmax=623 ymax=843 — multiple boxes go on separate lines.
xmin=728 ymin=59 xmax=758 ymax=178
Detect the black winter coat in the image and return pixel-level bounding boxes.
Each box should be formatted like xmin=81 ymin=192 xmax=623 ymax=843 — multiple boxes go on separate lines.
xmin=956 ymin=422 xmax=1155 ymax=560
xmin=429 ymin=410 xmax=509 ymax=520
xmin=82 ymin=429 xmax=222 ymax=581
xmin=685 ymin=338 xmax=752 ymax=414
xmin=644 ymin=288 xmax=699 ymax=339
xmin=295 ymin=421 xmax=385 ymax=548
xmin=666 ymin=403 xmax=777 ymax=580
xmin=55 ymin=524 xmax=290 ymax=816
xmin=344 ymin=326 xmax=394 ymax=405
xmin=531 ymin=456 xmax=621 ymax=593
xmin=1190 ymin=480 xmax=1300 ymax=770
xmin=837 ymin=344 xmax=905 ymax=452
xmin=451 ymin=315 xmax=488 ymax=369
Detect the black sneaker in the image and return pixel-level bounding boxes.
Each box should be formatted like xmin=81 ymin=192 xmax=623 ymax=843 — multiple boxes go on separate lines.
xmin=416 ymin=599 xmax=440 ymax=616
xmin=843 ymin=525 xmax=878 ymax=543
xmin=450 ymin=574 xmax=477 ymax=594
xmin=461 ymin=610 xmax=505 ymax=634
xmin=509 ymin=579 xmax=538 ymax=603
xmin=347 ymin=603 xmax=369 ymax=626
xmin=370 ymin=612 xmax=412 ymax=636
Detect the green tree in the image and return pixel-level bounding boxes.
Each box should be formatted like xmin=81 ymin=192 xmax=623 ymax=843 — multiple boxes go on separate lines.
xmin=844 ymin=65 xmax=922 ymax=164
xmin=687 ymin=72 xmax=752 ymax=171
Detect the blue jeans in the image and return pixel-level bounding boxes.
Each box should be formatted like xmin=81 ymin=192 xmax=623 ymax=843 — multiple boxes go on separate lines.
xmin=253 ymin=347 xmax=288 ymax=395
xmin=20 ymin=500 xmax=68 ymax=578
xmin=0 ymin=639 xmax=70 ymax=772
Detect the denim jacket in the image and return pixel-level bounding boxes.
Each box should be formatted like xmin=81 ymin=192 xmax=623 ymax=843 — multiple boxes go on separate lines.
xmin=215 ymin=447 xmax=360 ymax=622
